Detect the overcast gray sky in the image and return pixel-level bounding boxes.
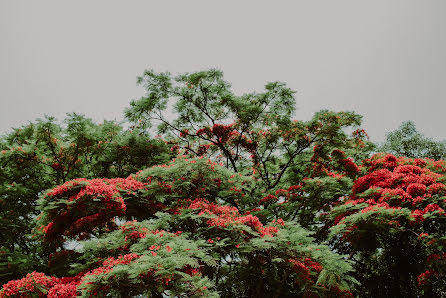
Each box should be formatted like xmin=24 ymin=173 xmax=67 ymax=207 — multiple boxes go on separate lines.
xmin=1 ymin=0 xmax=445 ymax=142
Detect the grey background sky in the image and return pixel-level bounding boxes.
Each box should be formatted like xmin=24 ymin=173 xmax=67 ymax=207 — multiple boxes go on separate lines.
xmin=1 ymin=0 xmax=445 ymax=142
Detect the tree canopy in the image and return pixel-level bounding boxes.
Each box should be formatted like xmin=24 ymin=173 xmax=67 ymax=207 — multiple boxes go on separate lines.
xmin=379 ymin=121 xmax=446 ymax=160
xmin=0 ymin=114 xmax=173 ymax=284
xmin=1 ymin=69 xmax=444 ymax=297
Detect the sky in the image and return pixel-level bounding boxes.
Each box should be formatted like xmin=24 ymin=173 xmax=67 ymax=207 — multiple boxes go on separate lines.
xmin=1 ymin=0 xmax=445 ymax=142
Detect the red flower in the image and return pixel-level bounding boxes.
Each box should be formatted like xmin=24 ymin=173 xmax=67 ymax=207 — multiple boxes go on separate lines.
xmin=179 ymin=129 xmax=189 ymax=137
xmin=406 ymin=183 xmax=427 ymax=197
xmin=417 ymin=270 xmax=438 ymax=286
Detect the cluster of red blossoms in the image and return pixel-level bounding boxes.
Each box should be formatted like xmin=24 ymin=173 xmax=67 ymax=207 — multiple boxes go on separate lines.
xmin=188 ymin=199 xmax=279 ymax=238
xmin=196 ymin=123 xmax=237 ymax=144
xmin=1 ymin=253 xmax=174 ymax=297
xmin=38 ymin=157 xmax=256 ymax=248
xmin=84 ymin=253 xmax=140 ymax=279
xmin=288 ymin=257 xmax=323 ymax=280
xmin=0 ymin=272 xmax=81 ymax=298
xmin=332 ymin=153 xmax=446 ymax=288
xmin=417 ymin=269 xmax=438 ymax=286
xmin=195 ymin=123 xmax=258 ymax=154
xmin=331 ymin=149 xmax=361 ymax=176
xmin=310 ymin=147 xmax=361 ymax=178
xmin=340 ymin=154 xmax=446 ymax=223
xmin=286 ymin=258 xmax=352 ymax=298
xmin=38 ymin=177 xmax=146 ymax=242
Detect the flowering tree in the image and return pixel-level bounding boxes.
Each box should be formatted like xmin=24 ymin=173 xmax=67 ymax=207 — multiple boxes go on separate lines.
xmin=125 ymin=69 xmax=373 ymax=190
xmin=2 ymin=157 xmax=357 ymax=297
xmin=0 ymin=114 xmax=173 ymax=284
xmin=0 ymin=69 xmax=400 ymax=297
xmin=328 ymin=153 xmax=446 ymax=297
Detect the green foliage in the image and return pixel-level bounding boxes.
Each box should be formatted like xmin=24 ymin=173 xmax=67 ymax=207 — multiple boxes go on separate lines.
xmin=70 ymin=205 xmax=356 ymax=297
xmin=24 ymin=156 xmax=359 ymax=297
xmin=380 ymin=121 xmax=446 ymax=159
xmin=0 ymin=113 xmax=173 ymax=284
xmin=125 ymin=70 xmax=373 ymax=191
xmin=1 ymin=69 xmax=385 ymax=297
xmin=133 ymin=156 xmax=260 ymax=211
xmin=76 ymin=220 xmax=218 ymax=297
xmin=328 ymin=153 xmax=446 ymax=297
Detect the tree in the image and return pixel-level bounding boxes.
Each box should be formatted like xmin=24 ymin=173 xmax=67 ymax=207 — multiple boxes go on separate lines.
xmin=20 ymin=157 xmax=355 ymax=297
xmin=125 ymin=69 xmax=373 ymax=190
xmin=0 ymin=114 xmax=173 ymax=284
xmin=380 ymin=121 xmax=446 ymax=160
xmin=124 ymin=69 xmax=374 ymax=238
xmin=1 ymin=69 xmax=378 ymax=297
xmin=328 ymin=153 xmax=446 ymax=297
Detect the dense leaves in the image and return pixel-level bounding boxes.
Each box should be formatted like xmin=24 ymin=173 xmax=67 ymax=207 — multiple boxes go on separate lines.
xmin=125 ymin=69 xmax=373 ymax=190
xmin=329 ymin=154 xmax=446 ymax=297
xmin=2 ymin=69 xmax=445 ymax=297
xmin=0 ymin=114 xmax=173 ymax=283
xmin=27 ymin=157 xmax=357 ymax=297
xmin=379 ymin=121 xmax=446 ymax=160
